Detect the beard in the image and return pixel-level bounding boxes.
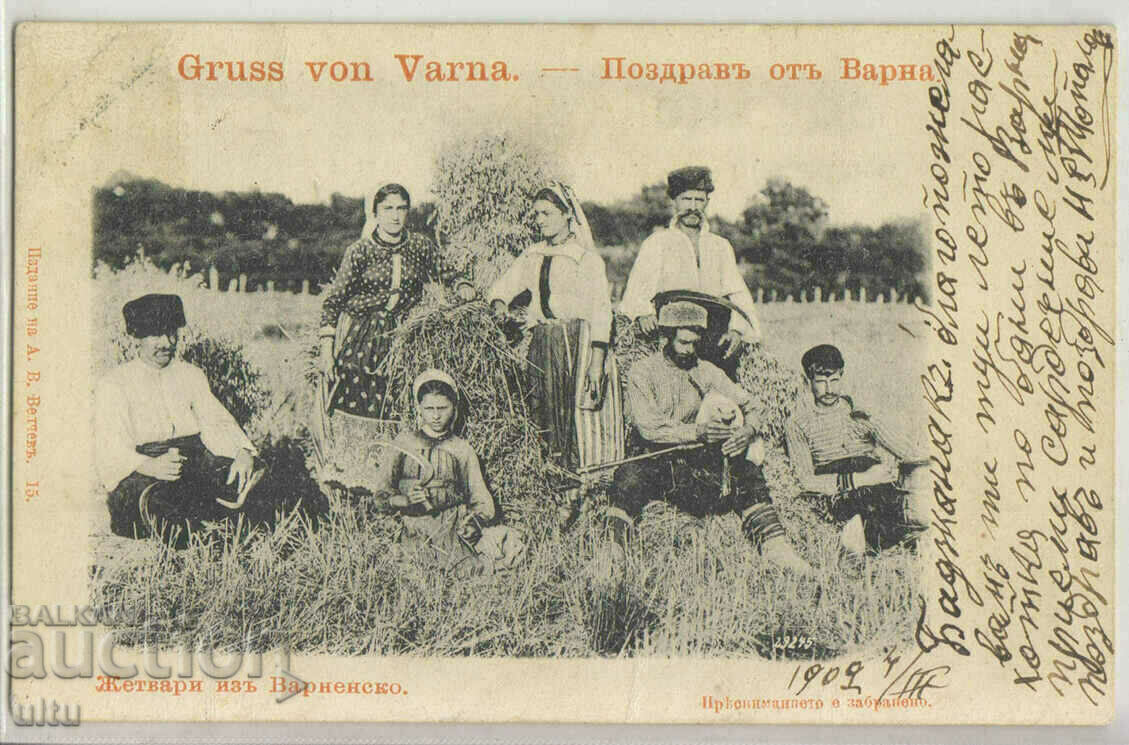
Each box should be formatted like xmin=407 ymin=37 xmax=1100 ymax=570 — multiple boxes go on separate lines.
xmin=664 ymin=343 xmax=698 ymax=370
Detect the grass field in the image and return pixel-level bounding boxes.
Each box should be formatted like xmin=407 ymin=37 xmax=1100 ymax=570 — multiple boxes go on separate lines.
xmin=90 ymin=260 xmax=929 ymax=659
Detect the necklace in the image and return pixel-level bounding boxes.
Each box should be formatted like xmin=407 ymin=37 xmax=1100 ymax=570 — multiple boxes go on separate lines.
xmin=374 ymin=228 xmax=406 ymax=247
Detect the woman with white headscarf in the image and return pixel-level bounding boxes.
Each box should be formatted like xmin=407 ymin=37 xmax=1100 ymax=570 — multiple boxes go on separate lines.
xmin=318 ymin=183 xmax=473 ymax=419
xmin=374 ymin=368 xmax=524 ymax=575
xmin=487 ymin=183 xmax=625 ymax=488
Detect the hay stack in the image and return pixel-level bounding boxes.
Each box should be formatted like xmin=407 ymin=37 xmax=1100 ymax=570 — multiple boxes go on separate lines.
xmin=316 ymin=133 xmax=568 ymax=526
xmin=318 ymin=290 xmax=555 ymax=528
xmin=430 ymin=133 xmax=560 ymax=291
xmin=734 ymin=342 xmax=807 ymax=444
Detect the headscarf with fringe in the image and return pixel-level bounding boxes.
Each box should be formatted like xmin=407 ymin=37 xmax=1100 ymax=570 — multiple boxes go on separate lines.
xmin=540 ymin=181 xmax=594 ymax=251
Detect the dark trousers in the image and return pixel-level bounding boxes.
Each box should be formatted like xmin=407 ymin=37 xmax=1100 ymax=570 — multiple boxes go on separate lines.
xmin=612 ymin=445 xmax=769 ymax=518
xmin=608 ymin=441 xmax=783 ymax=549
xmin=108 ymin=435 xmax=256 ymax=548
xmin=809 ymin=482 xmax=923 ymax=552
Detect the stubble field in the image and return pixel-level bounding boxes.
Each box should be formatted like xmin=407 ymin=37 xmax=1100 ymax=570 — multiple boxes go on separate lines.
xmin=90 ymin=258 xmax=930 ymax=659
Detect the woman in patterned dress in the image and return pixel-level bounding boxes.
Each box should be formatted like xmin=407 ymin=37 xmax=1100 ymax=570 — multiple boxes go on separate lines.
xmin=317 ymin=183 xmax=472 ymax=418
xmin=487 ymin=183 xmax=625 ymax=501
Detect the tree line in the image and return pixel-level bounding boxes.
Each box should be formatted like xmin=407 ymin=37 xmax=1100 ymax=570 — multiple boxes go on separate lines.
xmin=93 ymin=175 xmax=927 ymax=300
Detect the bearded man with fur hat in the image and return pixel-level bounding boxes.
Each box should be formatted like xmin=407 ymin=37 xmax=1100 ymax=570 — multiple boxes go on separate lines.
xmin=601 ymin=299 xmax=812 ymax=575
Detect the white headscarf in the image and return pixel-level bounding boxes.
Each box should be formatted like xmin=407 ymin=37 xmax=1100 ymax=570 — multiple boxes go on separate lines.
xmin=541 ymin=181 xmax=595 ymax=252
xmin=360 ymin=190 xmax=378 ymax=241
xmin=360 ymin=184 xmax=412 ymax=243
xmin=412 ymin=368 xmax=462 ymax=438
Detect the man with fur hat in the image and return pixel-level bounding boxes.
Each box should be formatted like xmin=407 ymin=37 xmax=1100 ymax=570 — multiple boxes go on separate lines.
xmin=95 ymin=293 xmax=264 ymax=546
xmin=619 ymin=166 xmax=762 ymax=374
xmin=785 ymin=343 xmax=927 ymax=563
xmin=601 ymin=299 xmax=812 ymax=575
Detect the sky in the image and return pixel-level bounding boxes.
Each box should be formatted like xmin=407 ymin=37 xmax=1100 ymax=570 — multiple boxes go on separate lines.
xmin=81 ymin=25 xmax=933 ymax=227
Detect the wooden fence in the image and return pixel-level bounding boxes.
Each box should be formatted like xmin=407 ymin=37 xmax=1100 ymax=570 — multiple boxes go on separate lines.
xmin=606 ymin=280 xmax=916 ymax=305
xmin=203 ymin=266 xmax=917 ymax=306
xmin=749 ymin=285 xmax=917 ymax=304
xmin=203 ymin=266 xmax=316 ymax=295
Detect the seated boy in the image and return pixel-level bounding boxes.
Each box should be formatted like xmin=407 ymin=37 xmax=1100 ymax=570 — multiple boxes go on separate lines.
xmin=784 ymin=344 xmax=927 ymax=560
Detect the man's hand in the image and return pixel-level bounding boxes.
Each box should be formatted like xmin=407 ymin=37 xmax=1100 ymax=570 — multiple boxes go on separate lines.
xmin=721 ymin=425 xmax=756 ymax=458
xmin=696 ymin=421 xmax=734 ymax=443
xmin=637 ymin=314 xmax=658 ymax=335
xmin=137 ymin=448 xmax=185 ymax=481
xmin=407 ymin=485 xmax=432 ymax=510
xmin=318 ymin=337 xmax=335 ymax=377
xmin=853 ymin=457 xmax=900 ymax=488
xmin=718 ymin=330 xmax=743 ymax=360
xmin=225 ymin=449 xmax=256 ymax=496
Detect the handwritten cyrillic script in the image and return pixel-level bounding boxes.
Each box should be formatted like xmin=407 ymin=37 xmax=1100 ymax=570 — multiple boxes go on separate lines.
xmin=916 ymin=26 xmax=1115 ymax=711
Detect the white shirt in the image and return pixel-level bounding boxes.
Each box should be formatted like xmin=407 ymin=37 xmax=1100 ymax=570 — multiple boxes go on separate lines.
xmin=94 ymin=358 xmax=255 ymax=491
xmin=487 ymin=238 xmax=613 ymax=344
xmin=618 ymin=220 xmax=761 ymax=341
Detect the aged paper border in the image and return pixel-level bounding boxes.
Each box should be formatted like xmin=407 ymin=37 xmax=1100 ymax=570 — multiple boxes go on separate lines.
xmin=6 ymin=2 xmax=1129 ymax=740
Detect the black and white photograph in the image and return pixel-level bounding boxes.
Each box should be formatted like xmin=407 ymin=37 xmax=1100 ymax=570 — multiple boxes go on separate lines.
xmin=10 ymin=22 xmax=1118 ymax=727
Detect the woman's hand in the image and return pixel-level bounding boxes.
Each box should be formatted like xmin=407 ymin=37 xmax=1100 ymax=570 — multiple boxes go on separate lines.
xmin=582 ymin=346 xmax=607 ymax=409
xmin=490 ymin=299 xmax=508 ymax=317
xmin=318 ymin=337 xmax=335 ymax=377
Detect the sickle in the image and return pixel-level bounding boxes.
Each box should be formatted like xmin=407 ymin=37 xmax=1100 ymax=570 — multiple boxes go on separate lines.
xmin=375 ymin=440 xmax=435 ymax=486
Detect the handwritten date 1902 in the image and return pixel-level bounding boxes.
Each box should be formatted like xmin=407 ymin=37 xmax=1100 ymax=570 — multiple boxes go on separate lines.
xmin=785 ymin=648 xmax=951 ymax=702
xmin=787 ymin=660 xmax=864 ymax=696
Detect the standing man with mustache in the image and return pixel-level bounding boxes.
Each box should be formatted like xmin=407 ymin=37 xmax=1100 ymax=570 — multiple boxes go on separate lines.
xmin=619 ymin=166 xmax=761 ymax=377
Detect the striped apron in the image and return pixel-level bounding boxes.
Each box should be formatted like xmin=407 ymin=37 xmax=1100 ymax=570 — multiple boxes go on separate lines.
xmin=526 ymin=255 xmax=624 ymax=480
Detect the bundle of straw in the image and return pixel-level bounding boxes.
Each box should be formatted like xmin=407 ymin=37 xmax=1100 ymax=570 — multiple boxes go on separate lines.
xmin=362 ymin=290 xmax=557 ymax=528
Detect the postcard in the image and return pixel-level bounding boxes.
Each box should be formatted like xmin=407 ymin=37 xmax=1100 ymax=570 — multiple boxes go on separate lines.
xmin=7 ymin=23 xmax=1118 ymax=731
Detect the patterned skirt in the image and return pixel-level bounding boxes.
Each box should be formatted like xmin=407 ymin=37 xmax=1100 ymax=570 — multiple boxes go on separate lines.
xmin=527 ymin=319 xmax=625 ymax=479
xmin=329 ymin=310 xmax=396 ymax=418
